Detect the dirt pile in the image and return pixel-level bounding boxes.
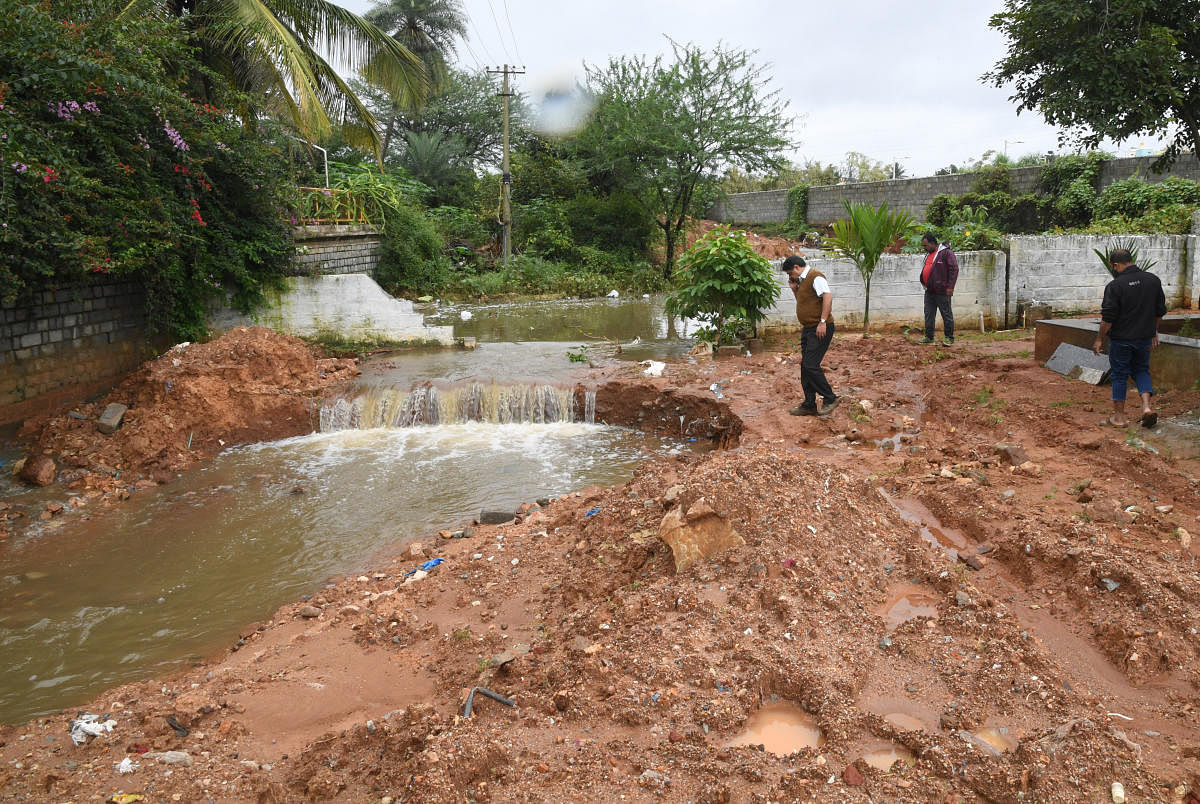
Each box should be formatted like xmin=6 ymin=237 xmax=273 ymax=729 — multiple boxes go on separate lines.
xmin=1 ymin=330 xmax=1199 ymax=802
xmin=11 ymin=326 xmax=357 ymax=500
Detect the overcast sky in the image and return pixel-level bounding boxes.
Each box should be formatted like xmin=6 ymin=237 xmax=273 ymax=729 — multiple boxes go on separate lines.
xmin=342 ymin=0 xmax=1167 ymax=177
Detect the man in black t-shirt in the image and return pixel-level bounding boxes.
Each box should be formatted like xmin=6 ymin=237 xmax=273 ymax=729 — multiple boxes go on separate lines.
xmin=1093 ymin=249 xmax=1167 ymax=428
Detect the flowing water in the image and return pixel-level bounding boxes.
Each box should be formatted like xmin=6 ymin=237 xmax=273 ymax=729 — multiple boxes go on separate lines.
xmin=0 ymin=295 xmax=700 ymax=725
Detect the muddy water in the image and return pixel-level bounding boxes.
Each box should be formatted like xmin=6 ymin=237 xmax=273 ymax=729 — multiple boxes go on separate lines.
xmin=876 ymin=583 xmax=939 ymax=630
xmin=0 ymin=423 xmax=680 ymax=725
xmin=726 ymin=704 xmax=824 ymax=755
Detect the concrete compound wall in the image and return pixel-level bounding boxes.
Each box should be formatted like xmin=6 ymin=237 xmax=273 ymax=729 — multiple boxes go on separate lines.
xmin=0 ymin=280 xmax=156 ymax=424
xmin=710 ymin=153 xmax=1200 ymax=227
xmin=762 ymin=232 xmax=1198 ymax=333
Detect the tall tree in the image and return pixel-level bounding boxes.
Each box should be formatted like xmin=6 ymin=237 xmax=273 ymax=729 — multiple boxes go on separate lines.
xmin=987 ymin=0 xmax=1200 ymax=170
xmin=579 ymin=40 xmax=792 ymax=276
xmin=365 ymin=0 xmax=468 ymax=155
xmin=118 ymin=0 xmax=429 ymax=159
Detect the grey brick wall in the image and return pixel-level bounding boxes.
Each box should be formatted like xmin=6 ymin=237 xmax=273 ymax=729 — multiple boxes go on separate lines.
xmin=0 ymin=279 xmax=152 ymax=421
xmin=711 ymin=153 xmax=1200 ymax=227
xmin=291 ymin=224 xmax=383 ymax=276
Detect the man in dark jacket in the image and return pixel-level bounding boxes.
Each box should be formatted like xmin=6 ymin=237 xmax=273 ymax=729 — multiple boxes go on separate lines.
xmin=918 ymin=232 xmax=959 ymax=345
xmin=1093 ymin=249 xmax=1167 ymax=428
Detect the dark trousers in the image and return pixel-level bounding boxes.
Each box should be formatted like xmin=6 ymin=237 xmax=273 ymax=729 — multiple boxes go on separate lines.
xmin=800 ymin=322 xmax=835 ymax=406
xmin=1108 ymin=338 xmax=1154 ymax=402
xmin=923 ymin=290 xmax=954 ymax=340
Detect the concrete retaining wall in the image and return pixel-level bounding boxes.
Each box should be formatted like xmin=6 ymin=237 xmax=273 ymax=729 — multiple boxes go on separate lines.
xmin=710 ymin=153 xmax=1200 ymax=227
xmin=761 ymin=251 xmax=1007 ymax=331
xmin=0 ymin=280 xmax=155 ymax=424
xmin=763 ymin=233 xmax=1197 ymax=333
xmin=291 ymin=224 xmax=383 ymax=276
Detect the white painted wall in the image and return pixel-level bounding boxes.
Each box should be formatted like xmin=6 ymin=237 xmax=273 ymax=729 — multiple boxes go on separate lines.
xmin=210 ymin=274 xmax=455 ymax=345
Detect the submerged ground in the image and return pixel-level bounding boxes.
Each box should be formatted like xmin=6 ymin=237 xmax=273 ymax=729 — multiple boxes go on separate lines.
xmin=1 ymin=325 xmax=1199 ymax=803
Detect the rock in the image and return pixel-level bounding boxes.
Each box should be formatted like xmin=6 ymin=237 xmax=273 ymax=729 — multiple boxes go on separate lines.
xmin=1076 ymin=489 xmax=1094 ymax=503
xmin=962 ymin=554 xmax=986 ymax=571
xmin=97 ymin=403 xmax=128 ymax=434
xmin=478 ymin=510 xmax=515 ymax=525
xmin=489 ymin=643 xmax=530 ymax=669
xmin=955 ymin=591 xmax=972 ymax=607
xmin=1111 ymin=782 xmax=1126 ymax=804
xmin=843 ymin=764 xmax=865 ymax=786
xmin=668 ymin=730 xmax=684 ymax=743
xmin=658 ymin=497 xmax=744 ymax=572
xmin=1155 ymin=505 xmax=1174 ymax=514
xmin=1070 ymin=433 xmax=1104 ymax=450
xmin=879 ymin=635 xmax=893 ymax=650
xmin=553 ymin=690 xmax=571 ymax=711
xmin=939 ymin=468 xmax=956 ymax=479
xmin=403 ymin=542 xmax=425 ymax=560
xmin=847 ymin=429 xmax=865 ymax=443
xmin=298 ymin=605 xmax=322 ymax=618
xmin=1177 ymin=528 xmax=1192 ymax=550
xmin=148 ymin=750 xmax=192 ymax=766
xmin=663 ymin=485 xmax=685 ymax=506
xmin=1001 ymin=490 xmax=1016 ymax=500
xmin=1016 ymin=461 xmax=1043 ymax=477
xmin=18 ymin=454 xmax=56 ymax=486
xmin=1100 ymin=578 xmax=1120 ymax=592
xmin=339 ymin=605 xmax=360 ymax=616
xmin=994 ymin=442 xmax=1029 ymax=466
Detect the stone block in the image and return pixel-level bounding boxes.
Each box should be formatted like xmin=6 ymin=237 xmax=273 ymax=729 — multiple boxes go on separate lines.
xmin=97 ymin=403 xmax=128 ymax=434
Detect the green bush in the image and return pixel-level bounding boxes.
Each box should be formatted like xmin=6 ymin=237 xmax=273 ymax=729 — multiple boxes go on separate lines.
xmin=1082 ymin=203 xmax=1199 ymax=235
xmin=1054 ymin=176 xmax=1099 ymax=227
xmin=0 ymin=0 xmax=293 ymax=339
xmin=514 ymin=198 xmax=575 ymax=261
xmin=666 ymin=227 xmax=778 ymax=341
xmin=1147 ymin=177 xmax=1200 ymax=209
xmin=565 ymin=192 xmax=656 ymax=257
xmin=1039 ymin=152 xmax=1108 ymax=196
xmin=972 ymin=165 xmax=1012 ymax=195
xmin=925 ymin=195 xmax=956 ymax=227
xmin=1096 ymin=177 xmax=1154 ymax=219
xmin=376 ymin=203 xmax=451 ymax=294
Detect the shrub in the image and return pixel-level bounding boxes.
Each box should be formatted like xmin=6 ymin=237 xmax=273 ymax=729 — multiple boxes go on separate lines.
xmin=376 ymin=203 xmax=450 ymax=294
xmin=1146 ymin=177 xmax=1200 ymax=209
xmin=972 ymin=165 xmax=1012 ymax=195
xmin=514 ymin=198 xmax=575 ymax=261
xmin=666 ymin=227 xmax=778 ymax=341
xmin=565 ymin=192 xmax=656 ymax=257
xmin=1096 ymin=177 xmax=1154 ymax=219
xmin=0 ymin=0 xmax=294 ymax=339
xmin=1053 ymin=176 xmax=1099 ymax=227
xmin=925 ymin=194 xmax=956 ymax=227
xmin=785 ymin=183 xmax=810 ymax=235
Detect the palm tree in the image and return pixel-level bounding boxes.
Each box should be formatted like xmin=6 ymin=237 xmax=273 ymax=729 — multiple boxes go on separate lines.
xmin=365 ymin=0 xmax=468 ymax=156
xmin=117 ymin=0 xmax=431 ymax=159
xmin=825 ymin=199 xmax=917 ymax=332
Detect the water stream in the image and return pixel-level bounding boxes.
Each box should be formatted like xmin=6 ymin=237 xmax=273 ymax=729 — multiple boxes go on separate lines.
xmin=0 ymin=295 xmax=701 ymax=725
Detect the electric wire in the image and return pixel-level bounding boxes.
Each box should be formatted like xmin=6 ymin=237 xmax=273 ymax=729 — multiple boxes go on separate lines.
xmin=501 ymin=0 xmax=524 ymax=65
xmin=467 ymin=11 xmax=499 ymax=66
xmin=484 ymin=0 xmax=513 ymax=63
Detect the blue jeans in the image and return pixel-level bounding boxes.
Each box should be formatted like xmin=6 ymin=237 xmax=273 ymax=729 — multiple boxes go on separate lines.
xmin=1108 ymin=338 xmax=1153 ymax=402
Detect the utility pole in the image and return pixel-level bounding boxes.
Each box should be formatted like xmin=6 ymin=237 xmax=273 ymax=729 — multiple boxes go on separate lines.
xmin=488 ymin=64 xmax=525 ymax=267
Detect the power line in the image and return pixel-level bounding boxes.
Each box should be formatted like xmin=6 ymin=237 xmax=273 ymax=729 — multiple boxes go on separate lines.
xmin=485 ymin=0 xmax=513 ymax=63
xmin=501 ymin=0 xmax=524 ymax=65
xmin=467 ymin=13 xmax=498 ymax=66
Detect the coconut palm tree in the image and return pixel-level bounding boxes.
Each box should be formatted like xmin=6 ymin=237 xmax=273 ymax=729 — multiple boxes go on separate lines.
xmin=364 ymin=0 xmax=468 ymax=156
xmin=117 ymin=0 xmax=430 ymax=159
xmin=825 ymin=199 xmax=918 ymax=332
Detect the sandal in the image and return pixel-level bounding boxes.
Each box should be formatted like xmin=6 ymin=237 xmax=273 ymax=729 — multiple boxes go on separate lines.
xmin=1140 ymin=411 xmax=1157 ymax=428
xmin=1101 ymin=417 xmax=1126 ymax=428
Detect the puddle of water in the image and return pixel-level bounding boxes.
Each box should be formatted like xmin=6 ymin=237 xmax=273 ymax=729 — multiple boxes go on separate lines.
xmin=1142 ymin=410 xmax=1200 ymax=460
xmin=726 ymin=704 xmax=824 ymax=755
xmin=0 ymin=422 xmax=679 ymax=725
xmin=966 ymin=726 xmax=1018 ymax=755
xmin=872 ymin=431 xmax=919 ymax=453
xmin=861 ymin=744 xmax=915 ymax=771
xmin=876 ymin=583 xmax=939 ymax=630
xmin=879 ymin=490 xmax=967 ymax=560
xmin=883 ymin=711 xmax=928 ymax=732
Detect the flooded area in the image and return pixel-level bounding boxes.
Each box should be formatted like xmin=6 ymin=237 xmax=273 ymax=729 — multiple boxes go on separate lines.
xmin=725 ymin=703 xmax=824 ymax=755
xmin=0 ymin=295 xmax=703 ymax=725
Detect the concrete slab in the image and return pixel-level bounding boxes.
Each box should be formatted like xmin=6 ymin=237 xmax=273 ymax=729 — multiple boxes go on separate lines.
xmin=1046 ymin=343 xmax=1110 ymax=379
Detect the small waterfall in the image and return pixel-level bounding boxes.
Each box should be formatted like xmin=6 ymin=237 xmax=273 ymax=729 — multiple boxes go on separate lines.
xmin=322 ymin=383 xmax=592 ymax=431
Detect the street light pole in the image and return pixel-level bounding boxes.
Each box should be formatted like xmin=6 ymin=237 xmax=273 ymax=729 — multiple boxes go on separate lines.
xmin=1003 ymin=139 xmax=1024 ymax=158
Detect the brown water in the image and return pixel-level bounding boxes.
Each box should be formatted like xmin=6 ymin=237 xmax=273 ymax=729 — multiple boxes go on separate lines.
xmin=861 ymin=744 xmax=915 ymax=770
xmin=0 ymin=422 xmax=677 ymax=724
xmin=876 ymin=583 xmax=939 ymax=630
xmin=726 ymin=704 xmax=824 ymax=755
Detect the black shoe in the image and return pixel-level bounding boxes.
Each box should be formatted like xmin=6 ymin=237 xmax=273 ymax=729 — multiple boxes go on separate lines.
xmin=819 ymin=397 xmax=840 ymax=416
xmin=917 ymin=337 xmax=934 ymax=345
xmin=789 ymin=404 xmax=819 ymax=416
xmin=942 ymin=338 xmax=954 ymax=346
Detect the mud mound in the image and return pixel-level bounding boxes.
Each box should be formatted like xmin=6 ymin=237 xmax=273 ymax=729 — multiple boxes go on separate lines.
xmin=18 ymin=326 xmax=358 ymax=486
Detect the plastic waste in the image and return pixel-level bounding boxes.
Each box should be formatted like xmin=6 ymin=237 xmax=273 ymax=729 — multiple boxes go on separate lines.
xmin=584 ymin=507 xmax=602 ymax=518
xmin=641 ymin=360 xmax=665 ymax=377
xmin=460 ymin=310 xmax=473 ymax=321
xmin=116 ymin=757 xmax=138 ymax=774
xmin=69 ymin=713 xmax=117 ymax=746
xmin=109 ymin=795 xmax=145 ymax=804
xmin=402 ymin=557 xmax=444 ymax=585
xmin=607 ymin=289 xmax=619 ymax=298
